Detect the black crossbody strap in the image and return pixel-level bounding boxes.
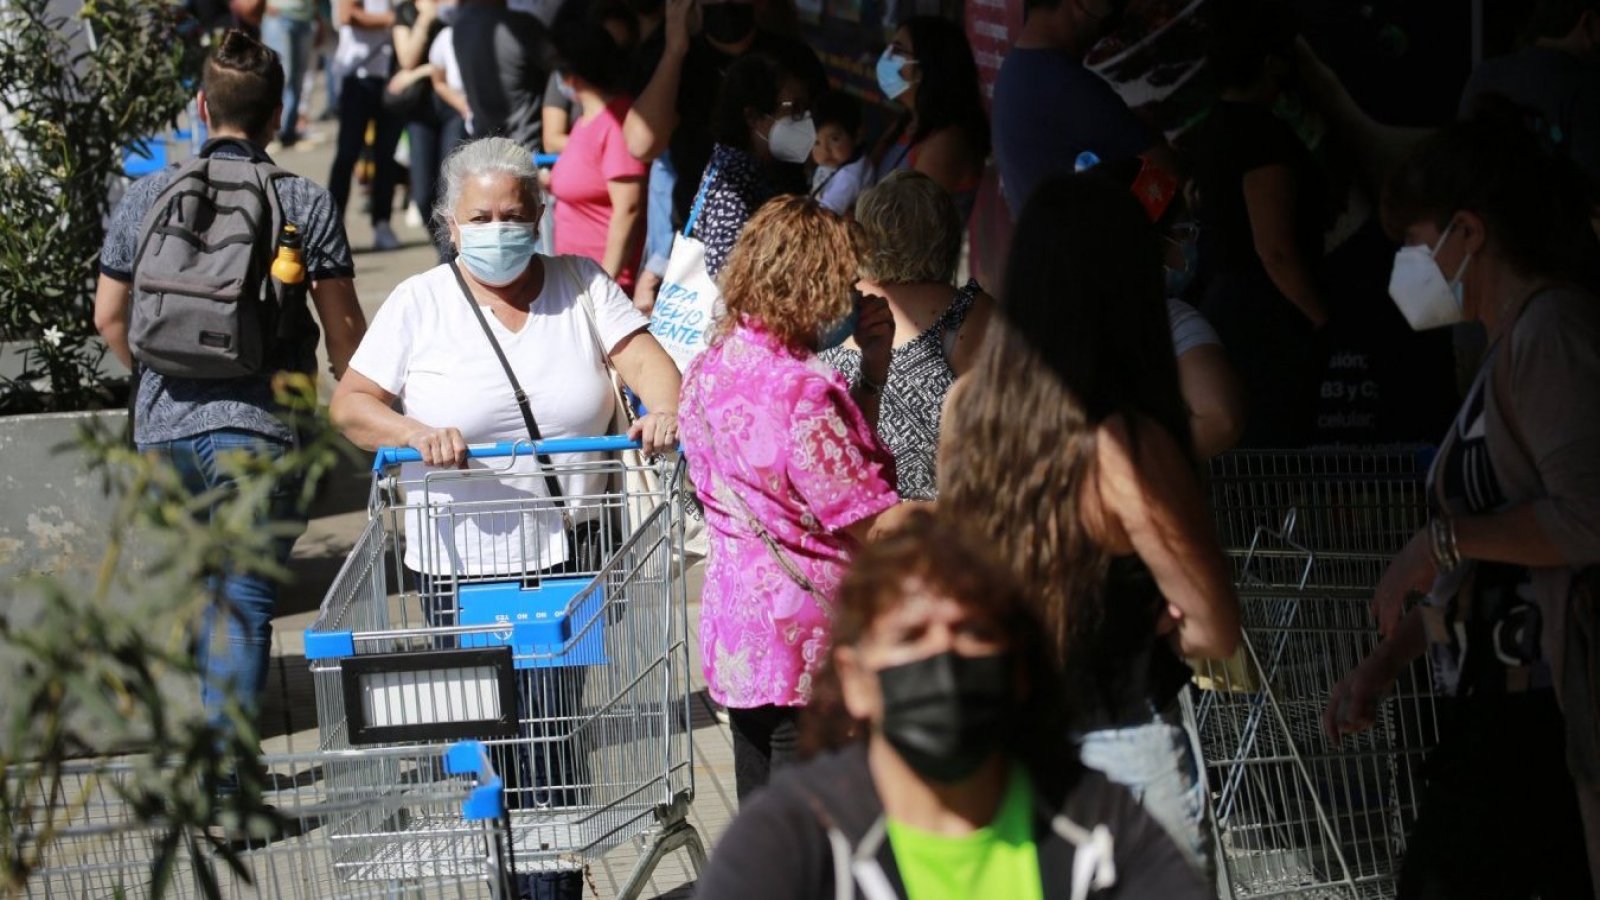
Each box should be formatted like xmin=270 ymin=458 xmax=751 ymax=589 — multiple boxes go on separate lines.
xmin=450 ymin=260 xmax=567 ymax=511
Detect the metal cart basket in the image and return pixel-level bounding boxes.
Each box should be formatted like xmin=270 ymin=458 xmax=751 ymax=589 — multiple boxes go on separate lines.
xmin=7 ymin=741 xmax=510 ymax=898
xmin=1197 ymin=448 xmax=1442 ymax=899
xmin=303 ymin=437 xmax=703 ymax=898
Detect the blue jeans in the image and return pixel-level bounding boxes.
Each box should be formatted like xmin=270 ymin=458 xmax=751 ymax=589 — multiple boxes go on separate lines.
xmin=141 ymin=430 xmax=304 ymax=739
xmin=642 ymin=152 xmax=678 ymax=275
xmin=408 ymin=101 xmax=467 ymax=260
xmin=1075 ymin=696 xmax=1213 ymax=877
xmin=260 ymin=14 xmax=315 ymax=144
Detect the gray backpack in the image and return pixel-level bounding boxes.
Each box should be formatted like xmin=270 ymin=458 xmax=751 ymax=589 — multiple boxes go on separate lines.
xmin=128 ymin=151 xmax=298 ymax=378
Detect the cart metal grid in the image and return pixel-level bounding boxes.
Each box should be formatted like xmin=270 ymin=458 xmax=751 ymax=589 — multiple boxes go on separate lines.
xmin=7 ymin=742 xmax=511 ymax=899
xmin=303 ymin=438 xmax=703 ymax=899
xmin=1199 ymin=449 xmax=1442 ymax=900
xmin=1208 ymin=448 xmax=1435 ymax=586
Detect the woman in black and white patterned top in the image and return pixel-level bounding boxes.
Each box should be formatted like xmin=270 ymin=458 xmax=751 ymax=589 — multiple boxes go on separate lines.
xmin=822 ymin=171 xmax=994 ymax=500
xmin=690 ymin=53 xmax=815 ymax=278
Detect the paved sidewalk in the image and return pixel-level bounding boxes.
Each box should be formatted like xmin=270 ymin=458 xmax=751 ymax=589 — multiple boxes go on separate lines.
xmin=257 ymin=136 xmax=732 ymax=898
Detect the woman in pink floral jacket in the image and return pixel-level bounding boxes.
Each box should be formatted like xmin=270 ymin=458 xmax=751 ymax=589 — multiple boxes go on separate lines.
xmin=680 ymin=196 xmax=910 ymax=801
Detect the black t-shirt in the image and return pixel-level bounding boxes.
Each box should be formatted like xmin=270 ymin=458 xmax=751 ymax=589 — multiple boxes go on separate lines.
xmin=666 ymin=31 xmax=825 ymax=228
xmin=452 ymin=5 xmax=556 ymax=151
xmin=1193 ymin=101 xmax=1330 ymax=447
xmin=1194 ymin=101 xmax=1326 ymax=283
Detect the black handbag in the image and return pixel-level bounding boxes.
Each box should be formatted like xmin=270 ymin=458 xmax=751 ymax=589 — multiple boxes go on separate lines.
xmin=383 ymin=73 xmax=435 ymax=122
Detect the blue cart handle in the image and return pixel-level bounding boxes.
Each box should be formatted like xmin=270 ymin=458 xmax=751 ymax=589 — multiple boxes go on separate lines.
xmin=444 ymin=741 xmax=505 ymax=821
xmin=533 ymin=152 xmax=559 ymax=167
xmin=373 ymin=435 xmax=655 ymax=472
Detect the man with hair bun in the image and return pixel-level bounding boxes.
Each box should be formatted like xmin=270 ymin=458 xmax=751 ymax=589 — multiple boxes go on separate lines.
xmin=93 ymin=30 xmax=367 ymax=768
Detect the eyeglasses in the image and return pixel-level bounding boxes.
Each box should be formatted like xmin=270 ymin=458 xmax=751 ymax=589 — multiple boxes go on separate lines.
xmin=1163 ymin=223 xmax=1200 ymax=245
xmin=776 ymin=100 xmax=810 ymax=121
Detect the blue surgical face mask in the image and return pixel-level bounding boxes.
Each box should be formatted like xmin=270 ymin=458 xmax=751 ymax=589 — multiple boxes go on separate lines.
xmin=456 ymin=221 xmax=539 ymax=286
xmin=1164 ymin=237 xmax=1199 ymax=298
xmin=555 ymin=73 xmax=577 ymax=103
xmin=817 ymin=294 xmax=861 ymax=352
xmin=876 ymin=48 xmax=915 ymax=101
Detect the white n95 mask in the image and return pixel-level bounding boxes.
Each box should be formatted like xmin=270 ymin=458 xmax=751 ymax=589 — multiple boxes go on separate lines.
xmin=1387 ymin=221 xmax=1472 ymax=331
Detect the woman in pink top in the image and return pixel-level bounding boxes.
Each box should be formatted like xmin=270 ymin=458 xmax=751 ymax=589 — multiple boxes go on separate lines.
xmin=680 ymin=196 xmax=910 ymax=801
xmin=548 ymin=25 xmax=648 ymax=294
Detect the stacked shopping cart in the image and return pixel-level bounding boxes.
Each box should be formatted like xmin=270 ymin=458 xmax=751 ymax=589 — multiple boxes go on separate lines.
xmin=1197 ymin=448 xmax=1442 ymax=900
xmin=8 ymin=741 xmax=511 ymax=898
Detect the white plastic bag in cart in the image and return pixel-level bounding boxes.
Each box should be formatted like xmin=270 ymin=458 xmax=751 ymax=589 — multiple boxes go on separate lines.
xmin=648 ymin=165 xmax=722 ymax=374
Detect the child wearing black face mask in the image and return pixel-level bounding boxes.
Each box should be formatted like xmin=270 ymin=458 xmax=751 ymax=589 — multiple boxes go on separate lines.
xmin=695 ymin=512 xmax=1207 ymax=900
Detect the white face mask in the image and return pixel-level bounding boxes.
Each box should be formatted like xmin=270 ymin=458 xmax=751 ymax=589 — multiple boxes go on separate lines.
xmin=764 ymin=113 xmax=816 ymax=165
xmin=1387 ymin=220 xmax=1472 ymax=331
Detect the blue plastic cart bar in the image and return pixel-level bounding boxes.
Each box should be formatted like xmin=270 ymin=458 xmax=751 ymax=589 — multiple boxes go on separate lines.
xmin=372 ymin=435 xmax=651 ymax=472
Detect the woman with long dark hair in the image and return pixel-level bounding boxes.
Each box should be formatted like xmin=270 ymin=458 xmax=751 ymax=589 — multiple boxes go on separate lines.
xmin=696 ymin=512 xmax=1207 ymax=898
xmin=873 ymin=16 xmax=990 ymax=222
xmin=939 ymin=171 xmax=1240 ymax=874
xmin=547 ymin=22 xmax=649 ymax=293
xmin=689 ymin=52 xmax=816 ymax=278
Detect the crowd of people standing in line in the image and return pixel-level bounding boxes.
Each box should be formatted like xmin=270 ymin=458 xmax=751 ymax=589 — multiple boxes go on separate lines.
xmin=103 ymin=0 xmax=1600 ymax=897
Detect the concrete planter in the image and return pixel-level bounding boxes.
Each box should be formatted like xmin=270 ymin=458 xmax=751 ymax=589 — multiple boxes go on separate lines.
xmin=0 ymin=407 xmax=207 ymax=742
xmin=0 ymin=407 xmax=126 ymax=585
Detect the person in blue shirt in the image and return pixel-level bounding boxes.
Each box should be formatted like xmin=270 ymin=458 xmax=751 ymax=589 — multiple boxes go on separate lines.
xmin=990 ymin=0 xmax=1175 ymax=215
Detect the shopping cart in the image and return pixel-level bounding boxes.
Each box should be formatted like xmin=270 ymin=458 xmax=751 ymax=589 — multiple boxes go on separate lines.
xmin=7 ymin=741 xmax=512 ymax=898
xmin=303 ymin=437 xmax=703 ymax=898
xmin=1197 ymin=449 xmax=1442 ymax=899
xmin=1208 ymin=447 xmax=1435 ymax=589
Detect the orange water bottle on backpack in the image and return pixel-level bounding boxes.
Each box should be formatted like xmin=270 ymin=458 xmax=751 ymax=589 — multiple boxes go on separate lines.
xmin=271 ymin=223 xmax=305 ymax=286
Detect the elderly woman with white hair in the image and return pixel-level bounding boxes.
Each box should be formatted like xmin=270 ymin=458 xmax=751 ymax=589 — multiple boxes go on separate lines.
xmin=333 ymin=136 xmax=680 ymax=467
xmin=331 ymin=137 xmax=680 ymax=900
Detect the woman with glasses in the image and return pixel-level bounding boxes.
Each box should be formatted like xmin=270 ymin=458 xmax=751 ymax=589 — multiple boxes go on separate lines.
xmin=685 ymin=52 xmax=816 ymax=279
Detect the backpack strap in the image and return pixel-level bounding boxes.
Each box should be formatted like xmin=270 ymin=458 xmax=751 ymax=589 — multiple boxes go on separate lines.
xmin=682 ymin=163 xmax=719 ymax=239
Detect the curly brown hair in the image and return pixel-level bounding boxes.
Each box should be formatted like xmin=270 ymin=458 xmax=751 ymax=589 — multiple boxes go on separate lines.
xmin=799 ymin=509 xmax=1072 ymax=766
xmin=713 ymin=195 xmax=863 ymax=349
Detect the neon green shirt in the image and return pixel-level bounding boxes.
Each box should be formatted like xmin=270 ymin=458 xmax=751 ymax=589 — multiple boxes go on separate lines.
xmin=885 ymin=765 xmax=1045 ymax=900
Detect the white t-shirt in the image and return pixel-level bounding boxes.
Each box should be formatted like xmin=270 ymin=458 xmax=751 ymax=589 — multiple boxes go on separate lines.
xmin=335 ymin=0 xmax=395 ymax=80
xmin=810 ymin=155 xmax=873 ymax=216
xmin=350 ymin=255 xmax=650 ymax=576
xmin=428 ymin=26 xmax=471 ymax=133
